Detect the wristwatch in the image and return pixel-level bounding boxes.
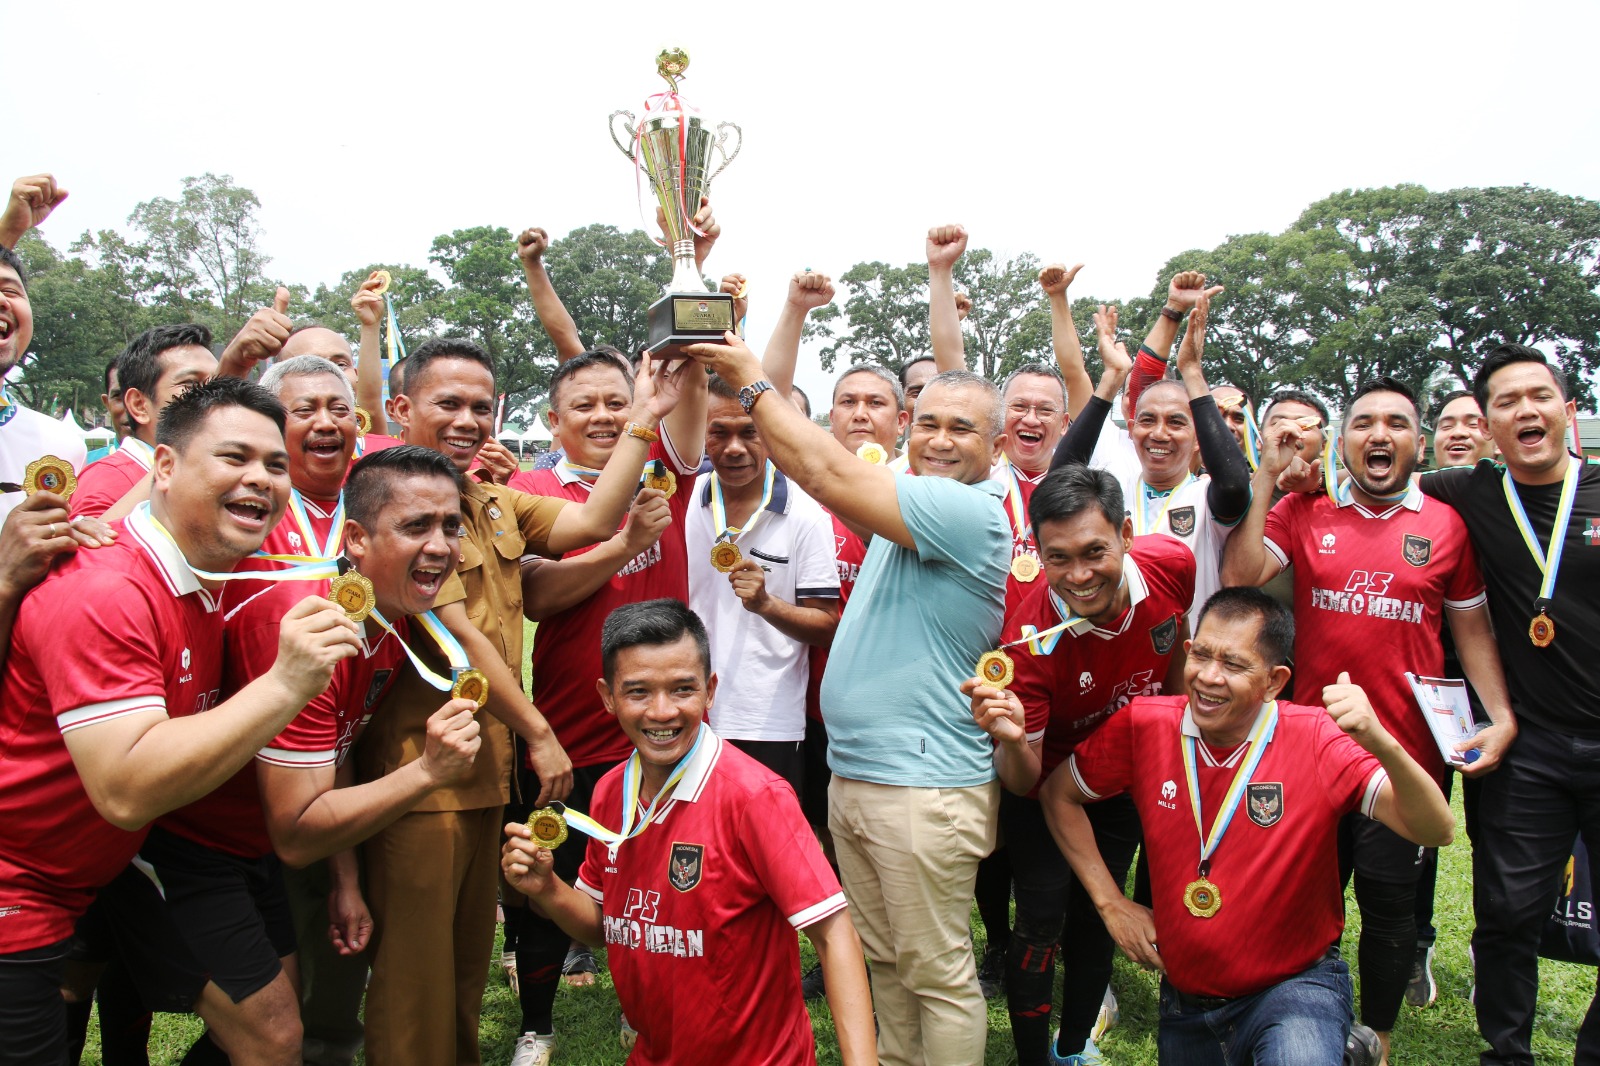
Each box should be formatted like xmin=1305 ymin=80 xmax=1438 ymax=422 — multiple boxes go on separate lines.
xmin=738 ymin=380 xmax=774 ymax=414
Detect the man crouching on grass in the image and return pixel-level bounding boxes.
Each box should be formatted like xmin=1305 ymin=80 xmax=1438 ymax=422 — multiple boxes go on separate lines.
xmin=502 ymin=599 xmax=877 ymax=1066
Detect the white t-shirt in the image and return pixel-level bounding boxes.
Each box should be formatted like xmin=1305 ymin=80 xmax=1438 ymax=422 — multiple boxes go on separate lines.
xmin=0 ymin=402 xmax=89 ymax=525
xmin=1090 ymin=418 xmax=1234 ymax=632
xmin=687 ymin=467 xmax=841 ymax=742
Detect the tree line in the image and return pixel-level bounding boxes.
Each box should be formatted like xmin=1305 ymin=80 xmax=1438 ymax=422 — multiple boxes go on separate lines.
xmin=13 ymin=175 xmax=1599 ymax=423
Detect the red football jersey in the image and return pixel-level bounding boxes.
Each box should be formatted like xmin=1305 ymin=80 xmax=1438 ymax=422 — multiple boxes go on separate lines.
xmin=994 ymin=460 xmax=1046 ymax=603
xmin=806 ymin=510 xmax=865 ymax=724
xmin=575 ymin=731 xmax=846 ymax=1066
xmin=510 ymin=437 xmax=699 ymax=769
xmin=1010 ymin=535 xmax=1196 ymax=790
xmin=357 ymin=433 xmax=402 ymax=457
xmin=0 ymin=507 xmax=225 ymax=951
xmin=1070 ymin=696 xmax=1385 ymax=999
xmin=158 ymin=578 xmax=407 ymax=859
xmin=69 ymin=440 xmax=154 ymax=520
xmin=1263 ymin=487 xmax=1484 ymax=781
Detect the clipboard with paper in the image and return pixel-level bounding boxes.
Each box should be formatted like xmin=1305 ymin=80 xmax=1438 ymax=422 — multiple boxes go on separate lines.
xmin=1405 ymin=672 xmax=1482 ymax=768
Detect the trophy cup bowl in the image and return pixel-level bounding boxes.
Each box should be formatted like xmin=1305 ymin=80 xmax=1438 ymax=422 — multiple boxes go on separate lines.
xmin=609 ymin=54 xmax=743 ymax=353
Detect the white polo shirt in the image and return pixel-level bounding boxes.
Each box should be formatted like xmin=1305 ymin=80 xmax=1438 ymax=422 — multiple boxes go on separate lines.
xmin=686 ymin=465 xmax=840 ymax=743
xmin=0 ymin=399 xmax=89 ymax=525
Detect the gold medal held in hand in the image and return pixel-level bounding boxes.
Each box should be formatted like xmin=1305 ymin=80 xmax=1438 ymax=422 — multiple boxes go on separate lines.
xmin=1010 ymin=554 xmax=1041 ymax=583
xmin=451 ymin=667 xmax=490 ymax=709
xmin=328 ymin=570 xmax=375 ymax=622
xmin=1530 ymin=611 xmax=1555 ymax=648
xmin=527 ymin=804 xmax=569 ymax=850
xmin=372 ymin=269 xmax=392 ymax=295
xmin=1183 ymin=877 xmax=1222 ymax=918
xmin=710 ymin=541 xmax=742 ymax=573
xmin=642 ymin=460 xmax=677 ymax=498
xmin=855 ymin=441 xmax=888 ymax=466
xmin=976 ymin=649 xmax=1016 ymax=690
xmin=354 ymin=407 xmax=373 ymax=436
xmin=23 ymin=455 xmax=76 ymax=499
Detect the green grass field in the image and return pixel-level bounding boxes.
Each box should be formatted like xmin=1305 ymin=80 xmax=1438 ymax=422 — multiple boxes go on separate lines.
xmin=81 ymin=786 xmax=1593 ymax=1065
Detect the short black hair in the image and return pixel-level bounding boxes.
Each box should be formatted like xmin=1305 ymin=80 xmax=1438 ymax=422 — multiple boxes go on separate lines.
xmin=1000 ymin=363 xmax=1067 ymax=405
xmin=1029 ymin=464 xmax=1126 ymax=533
xmin=401 ymin=337 xmax=496 ymax=397
xmin=1430 ymin=389 xmax=1476 ymax=426
xmin=549 ymin=349 xmax=633 ymax=408
xmin=601 ymin=599 xmax=712 ymax=685
xmin=707 ymin=373 xmax=739 ymax=401
xmin=0 ymin=246 xmax=27 ymax=292
xmin=117 ymin=324 xmax=214 ymax=407
xmin=1473 ymin=342 xmax=1565 ymax=412
xmin=899 ymin=355 xmax=935 ymax=388
xmin=1262 ymin=388 xmax=1329 ymax=428
xmin=387 ymin=356 xmax=409 ymax=396
xmin=344 ymin=444 xmax=465 ymax=529
xmin=1195 ymin=587 xmax=1295 ymax=668
xmin=103 ymin=359 xmax=119 ymax=395
xmin=1344 ymin=376 xmax=1418 ymax=429
xmin=155 ymin=375 xmax=285 ymax=453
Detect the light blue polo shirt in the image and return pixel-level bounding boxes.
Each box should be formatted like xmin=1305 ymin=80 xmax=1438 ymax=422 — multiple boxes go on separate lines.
xmin=819 ymin=472 xmax=1009 ymax=787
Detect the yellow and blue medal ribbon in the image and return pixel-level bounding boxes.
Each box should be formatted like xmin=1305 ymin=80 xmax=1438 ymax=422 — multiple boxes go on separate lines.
xmin=1181 ymin=700 xmax=1278 ymax=881
xmin=366 ymin=608 xmax=466 ymax=693
xmin=1502 ymin=459 xmax=1580 ymax=628
xmin=1133 ymin=475 xmax=1195 ymax=536
xmin=144 ymin=504 xmax=341 ymax=584
xmin=709 ymin=460 xmax=776 ymax=547
xmin=559 ymin=726 xmax=709 ymax=857
xmin=252 ymin=491 xmax=347 ymax=564
xmin=999 ymin=457 xmax=1032 ymax=549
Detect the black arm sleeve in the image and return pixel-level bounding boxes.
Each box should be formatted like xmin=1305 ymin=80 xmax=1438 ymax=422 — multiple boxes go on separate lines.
xmin=1051 ymin=395 xmax=1112 ymax=471
xmin=1192 ymin=394 xmax=1252 ymax=524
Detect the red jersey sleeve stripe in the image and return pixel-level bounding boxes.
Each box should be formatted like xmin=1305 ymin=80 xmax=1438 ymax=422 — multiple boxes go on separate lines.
xmin=1026 ymin=728 xmax=1046 ymax=743
xmin=573 ymin=876 xmax=604 ymax=905
xmin=1444 ymin=591 xmax=1488 ymax=611
xmin=1069 ymin=754 xmax=1103 ymax=801
xmin=788 ymin=892 xmax=848 ymax=930
xmin=257 ymin=747 xmax=337 ymax=768
xmin=1361 ymin=768 xmax=1390 ymax=820
xmin=57 ymin=696 xmax=165 ymax=733
xmin=1262 ymin=536 xmax=1291 ymax=571
xmin=660 ymin=424 xmax=697 ymax=476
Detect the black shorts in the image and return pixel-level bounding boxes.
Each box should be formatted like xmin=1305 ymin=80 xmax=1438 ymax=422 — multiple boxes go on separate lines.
xmin=802 ymin=717 xmax=832 ymax=830
xmin=0 ymin=940 xmax=71 ymax=1066
xmin=103 ymin=826 xmax=296 ymax=1007
xmin=68 ymin=872 xmax=209 ymax=1014
xmin=1339 ymin=810 xmax=1427 ymax=886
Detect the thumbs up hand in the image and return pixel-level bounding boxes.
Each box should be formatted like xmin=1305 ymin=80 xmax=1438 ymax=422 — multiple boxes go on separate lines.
xmin=220 ymin=286 xmax=295 ymax=373
xmin=1323 ymin=671 xmax=1387 ymax=753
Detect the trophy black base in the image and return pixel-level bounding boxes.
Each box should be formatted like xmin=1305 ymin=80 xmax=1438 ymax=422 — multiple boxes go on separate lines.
xmin=646 ymin=291 xmax=737 ymax=353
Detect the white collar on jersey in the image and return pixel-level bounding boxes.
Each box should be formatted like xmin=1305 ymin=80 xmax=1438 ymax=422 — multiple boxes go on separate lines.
xmin=638 ymin=725 xmax=723 ymax=817
xmin=124 ymin=501 xmax=206 ymax=597
xmin=118 ymin=436 xmax=155 ymax=471
xmin=1335 ymin=480 xmax=1423 ymax=517
xmin=1180 ymin=700 xmax=1279 ymax=759
xmin=1055 ymin=551 xmax=1151 ymax=639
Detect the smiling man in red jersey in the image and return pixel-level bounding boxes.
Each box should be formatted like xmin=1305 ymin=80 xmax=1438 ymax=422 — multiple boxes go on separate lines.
xmin=0 ymin=377 xmax=362 ymax=1066
xmin=1416 ymin=345 xmax=1600 ymax=1066
xmin=966 ymin=463 xmax=1193 ymax=1066
xmin=1222 ymin=376 xmax=1516 ymax=1065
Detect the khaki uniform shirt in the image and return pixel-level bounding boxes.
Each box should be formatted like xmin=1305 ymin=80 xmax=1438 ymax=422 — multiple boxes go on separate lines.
xmin=357 ymin=478 xmax=567 ymax=812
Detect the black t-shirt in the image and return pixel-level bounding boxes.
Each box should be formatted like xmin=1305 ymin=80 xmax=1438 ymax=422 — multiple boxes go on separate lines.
xmin=1421 ymin=457 xmax=1600 ymax=737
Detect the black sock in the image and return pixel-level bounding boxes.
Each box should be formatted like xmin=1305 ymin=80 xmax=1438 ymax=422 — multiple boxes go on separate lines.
xmin=1006 ymin=932 xmax=1057 ymax=1066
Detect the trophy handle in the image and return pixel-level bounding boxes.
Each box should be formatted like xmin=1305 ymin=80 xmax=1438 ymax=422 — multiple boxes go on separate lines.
xmin=708 ymin=122 xmax=743 ymax=183
xmin=607 ymin=110 xmax=639 ymax=162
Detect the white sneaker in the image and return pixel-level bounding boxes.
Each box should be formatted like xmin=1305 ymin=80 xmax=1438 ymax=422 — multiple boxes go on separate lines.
xmin=510 ymin=1032 xmax=556 ymax=1066
xmin=1091 ymin=986 xmax=1119 ymax=1042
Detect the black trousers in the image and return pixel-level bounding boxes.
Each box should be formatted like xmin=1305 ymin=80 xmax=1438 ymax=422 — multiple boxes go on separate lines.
xmin=1473 ymin=719 xmax=1600 ymax=1066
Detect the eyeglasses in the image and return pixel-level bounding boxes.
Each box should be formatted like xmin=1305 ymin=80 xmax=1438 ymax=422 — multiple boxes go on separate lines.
xmin=1006 ymin=402 xmax=1062 ymax=420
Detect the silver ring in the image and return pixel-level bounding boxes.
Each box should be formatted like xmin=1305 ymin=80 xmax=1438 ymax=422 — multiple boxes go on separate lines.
xmin=49 ymin=523 xmax=59 ymax=538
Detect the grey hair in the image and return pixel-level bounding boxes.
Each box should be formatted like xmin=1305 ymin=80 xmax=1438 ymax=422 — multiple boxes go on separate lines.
xmin=833 ymin=362 xmax=905 ymax=409
xmin=259 ymin=355 xmax=355 ymax=406
xmin=918 ymin=369 xmax=1004 ymax=439
xmin=1001 ymin=362 xmax=1067 ymax=404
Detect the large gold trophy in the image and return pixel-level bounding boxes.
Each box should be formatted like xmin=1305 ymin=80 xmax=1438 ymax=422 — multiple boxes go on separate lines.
xmin=609 ymin=49 xmax=742 ymax=352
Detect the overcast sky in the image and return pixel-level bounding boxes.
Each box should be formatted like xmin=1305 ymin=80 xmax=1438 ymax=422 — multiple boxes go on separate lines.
xmin=14 ymin=0 xmax=1600 ymax=404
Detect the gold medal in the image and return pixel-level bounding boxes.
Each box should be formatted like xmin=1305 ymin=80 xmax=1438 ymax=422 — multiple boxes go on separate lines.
xmin=1530 ymin=611 xmax=1555 ymax=648
xmin=1183 ymin=877 xmax=1222 ymax=918
xmin=372 ymin=269 xmax=392 ymax=295
xmin=354 ymin=407 xmax=373 ymax=436
xmin=710 ymin=542 xmax=743 ymax=572
xmin=23 ymin=456 xmax=76 ymax=499
xmin=328 ymin=570 xmax=375 ymax=622
xmin=976 ymin=649 xmax=1016 ymax=690
xmin=642 ymin=461 xmax=677 ymax=498
xmin=527 ymin=805 xmax=569 ymax=850
xmin=855 ymin=441 xmax=888 ymax=466
xmin=1010 ymin=554 xmax=1041 ymax=583
xmin=451 ymin=668 xmax=490 ymax=708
